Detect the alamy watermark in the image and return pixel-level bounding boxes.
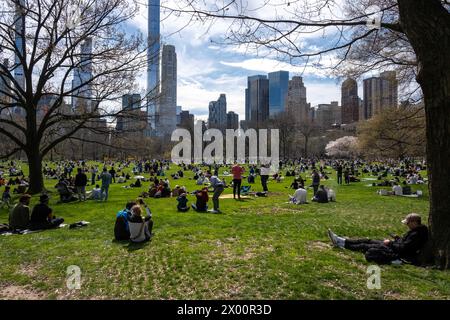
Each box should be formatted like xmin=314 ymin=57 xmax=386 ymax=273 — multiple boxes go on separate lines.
xmin=171 ymin=122 xmax=280 ymax=173
xmin=366 ymin=265 xmax=381 ymax=289
xmin=66 ymin=265 xmax=82 ymax=290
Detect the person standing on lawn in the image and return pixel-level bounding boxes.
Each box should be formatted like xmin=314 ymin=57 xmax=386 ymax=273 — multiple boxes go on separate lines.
xmin=209 ymin=174 xmax=225 ymax=213
xmin=75 ymin=168 xmax=88 ymax=201
xmin=100 ymin=168 xmax=112 ymax=201
xmin=231 ymin=163 xmax=245 ymax=200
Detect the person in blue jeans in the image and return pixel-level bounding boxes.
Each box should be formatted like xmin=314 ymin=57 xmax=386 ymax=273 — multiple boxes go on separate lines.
xmin=100 ymin=168 xmax=112 ymax=201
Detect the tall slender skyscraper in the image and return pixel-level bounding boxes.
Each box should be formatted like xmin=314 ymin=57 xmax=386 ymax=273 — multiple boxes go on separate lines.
xmin=268 ymin=70 xmax=289 ymax=118
xmin=147 ymin=0 xmax=161 ymax=131
xmin=72 ymin=38 xmax=93 ymax=113
xmin=159 ymin=44 xmax=177 ymax=135
xmin=14 ymin=0 xmax=26 ymax=115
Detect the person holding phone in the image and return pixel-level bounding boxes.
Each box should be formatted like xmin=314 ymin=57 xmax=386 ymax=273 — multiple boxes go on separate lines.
xmin=128 ymin=199 xmax=153 ymax=243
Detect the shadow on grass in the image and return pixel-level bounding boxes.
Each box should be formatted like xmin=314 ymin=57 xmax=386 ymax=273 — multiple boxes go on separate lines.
xmin=111 ymin=238 xmax=152 ymax=252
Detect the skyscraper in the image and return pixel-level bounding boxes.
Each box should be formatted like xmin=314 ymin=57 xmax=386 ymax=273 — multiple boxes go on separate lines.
xmin=268 ymin=70 xmax=289 ymax=118
xmin=208 ymin=94 xmax=227 ymax=130
xmin=0 ymin=59 xmax=11 ymax=111
xmin=72 ymin=38 xmax=93 ymax=113
xmin=245 ymin=75 xmax=267 ymax=123
xmin=226 ymin=111 xmax=239 ymax=130
xmin=363 ymin=71 xmax=398 ymax=119
xmin=116 ymin=94 xmax=146 ymax=133
xmin=147 ymin=0 xmax=161 ymax=131
xmin=341 ymin=78 xmax=359 ymax=124
xmin=249 ymin=77 xmax=269 ymax=128
xmin=158 ymin=44 xmax=177 ymax=135
xmin=314 ymin=101 xmax=341 ymax=128
xmin=14 ymin=0 xmax=25 ymax=115
xmin=285 ymin=76 xmax=310 ymax=125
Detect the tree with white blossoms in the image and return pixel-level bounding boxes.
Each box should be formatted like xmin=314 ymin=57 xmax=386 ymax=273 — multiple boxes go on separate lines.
xmin=325 ymin=136 xmax=359 ymax=158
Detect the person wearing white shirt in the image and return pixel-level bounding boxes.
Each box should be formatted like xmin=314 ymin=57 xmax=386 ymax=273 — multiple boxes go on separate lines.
xmin=290 ymin=187 xmax=307 ymax=204
xmin=260 ymin=165 xmax=270 ymax=192
xmin=392 ymin=183 xmax=403 ymax=196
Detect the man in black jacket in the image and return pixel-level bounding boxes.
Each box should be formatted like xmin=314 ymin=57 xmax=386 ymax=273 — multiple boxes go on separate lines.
xmin=328 ymin=213 xmax=428 ymax=265
xmin=75 ymin=168 xmax=88 ymax=201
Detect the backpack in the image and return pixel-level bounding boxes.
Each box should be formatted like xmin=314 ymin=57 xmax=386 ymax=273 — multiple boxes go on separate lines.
xmin=114 ymin=210 xmax=130 ymax=240
xmin=365 ymin=246 xmax=399 ymax=265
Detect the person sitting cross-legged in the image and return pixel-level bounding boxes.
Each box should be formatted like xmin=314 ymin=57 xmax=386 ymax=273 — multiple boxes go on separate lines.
xmin=30 ymin=194 xmax=64 ymax=231
xmin=312 ymin=185 xmax=328 ymax=203
xmin=128 ymin=201 xmax=153 ymax=243
xmin=9 ymin=194 xmax=31 ymax=231
xmin=327 ymin=213 xmax=429 ymax=265
xmin=177 ymin=193 xmax=190 ymax=212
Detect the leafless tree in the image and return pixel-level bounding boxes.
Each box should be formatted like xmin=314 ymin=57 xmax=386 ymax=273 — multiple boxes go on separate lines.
xmin=0 ymin=0 xmax=154 ymax=193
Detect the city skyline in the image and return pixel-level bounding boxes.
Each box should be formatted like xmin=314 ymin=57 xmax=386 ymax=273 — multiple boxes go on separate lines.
xmin=126 ymin=1 xmax=406 ymax=123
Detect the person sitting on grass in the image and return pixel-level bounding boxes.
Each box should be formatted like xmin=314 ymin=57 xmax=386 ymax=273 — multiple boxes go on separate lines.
xmin=128 ymin=201 xmax=153 ymax=243
xmin=191 ymin=187 xmax=209 ymax=212
xmin=29 ymin=194 xmax=64 ymax=231
xmin=290 ymin=179 xmax=299 ymax=190
xmin=55 ymin=178 xmax=77 ymax=203
xmin=114 ymin=201 xmax=135 ymax=241
xmin=289 ymin=186 xmax=307 ymax=204
xmin=130 ymin=178 xmax=142 ymax=188
xmin=177 ymin=193 xmax=190 ymax=212
xmin=89 ymin=184 xmax=102 ymax=200
xmin=326 ymin=187 xmax=336 ymax=202
xmin=392 ymin=182 xmax=403 ymax=196
xmin=172 ymin=185 xmax=182 ymax=197
xmin=9 ymin=194 xmax=31 ymax=231
xmin=327 ymin=213 xmax=429 ymax=265
xmin=1 ymin=186 xmax=12 ymax=209
xmin=312 ymin=185 xmax=328 ymax=203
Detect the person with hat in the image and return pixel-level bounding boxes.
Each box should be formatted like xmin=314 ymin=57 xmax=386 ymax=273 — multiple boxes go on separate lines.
xmin=30 ymin=194 xmax=64 ymax=230
xmin=327 ymin=213 xmax=429 ymax=265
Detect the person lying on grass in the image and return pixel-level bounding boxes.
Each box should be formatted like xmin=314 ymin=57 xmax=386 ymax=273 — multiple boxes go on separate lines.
xmin=328 ymin=213 xmax=428 ymax=265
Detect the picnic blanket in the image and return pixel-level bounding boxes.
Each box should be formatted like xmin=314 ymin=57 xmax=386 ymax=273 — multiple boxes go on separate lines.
xmin=1 ymin=224 xmax=68 ymax=236
xmin=219 ymin=194 xmax=250 ymax=199
xmin=0 ymin=221 xmax=90 ymax=236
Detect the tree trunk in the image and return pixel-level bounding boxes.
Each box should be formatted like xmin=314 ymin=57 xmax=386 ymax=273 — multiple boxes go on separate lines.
xmin=27 ymin=150 xmax=44 ymax=194
xmin=398 ymin=0 xmax=450 ymax=268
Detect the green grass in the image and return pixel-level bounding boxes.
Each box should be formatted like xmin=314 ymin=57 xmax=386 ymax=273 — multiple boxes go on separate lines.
xmin=1 ymin=162 xmax=449 ymax=300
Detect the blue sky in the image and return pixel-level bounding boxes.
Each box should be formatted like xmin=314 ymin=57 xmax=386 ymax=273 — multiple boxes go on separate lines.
xmin=126 ymin=0 xmax=358 ymax=121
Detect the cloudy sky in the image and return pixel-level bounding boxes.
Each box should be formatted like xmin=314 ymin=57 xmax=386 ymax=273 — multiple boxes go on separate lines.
xmin=125 ymin=0 xmax=370 ymax=121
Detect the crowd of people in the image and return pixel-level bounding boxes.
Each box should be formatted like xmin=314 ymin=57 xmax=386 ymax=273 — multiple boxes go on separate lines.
xmin=0 ymin=157 xmax=430 ymax=264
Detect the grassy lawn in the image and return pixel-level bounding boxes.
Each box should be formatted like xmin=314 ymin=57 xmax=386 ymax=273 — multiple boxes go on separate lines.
xmin=1 ymin=162 xmax=449 ymax=300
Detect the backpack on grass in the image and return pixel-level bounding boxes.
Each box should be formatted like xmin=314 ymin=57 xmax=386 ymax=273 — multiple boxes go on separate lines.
xmin=365 ymin=246 xmax=399 ymax=265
